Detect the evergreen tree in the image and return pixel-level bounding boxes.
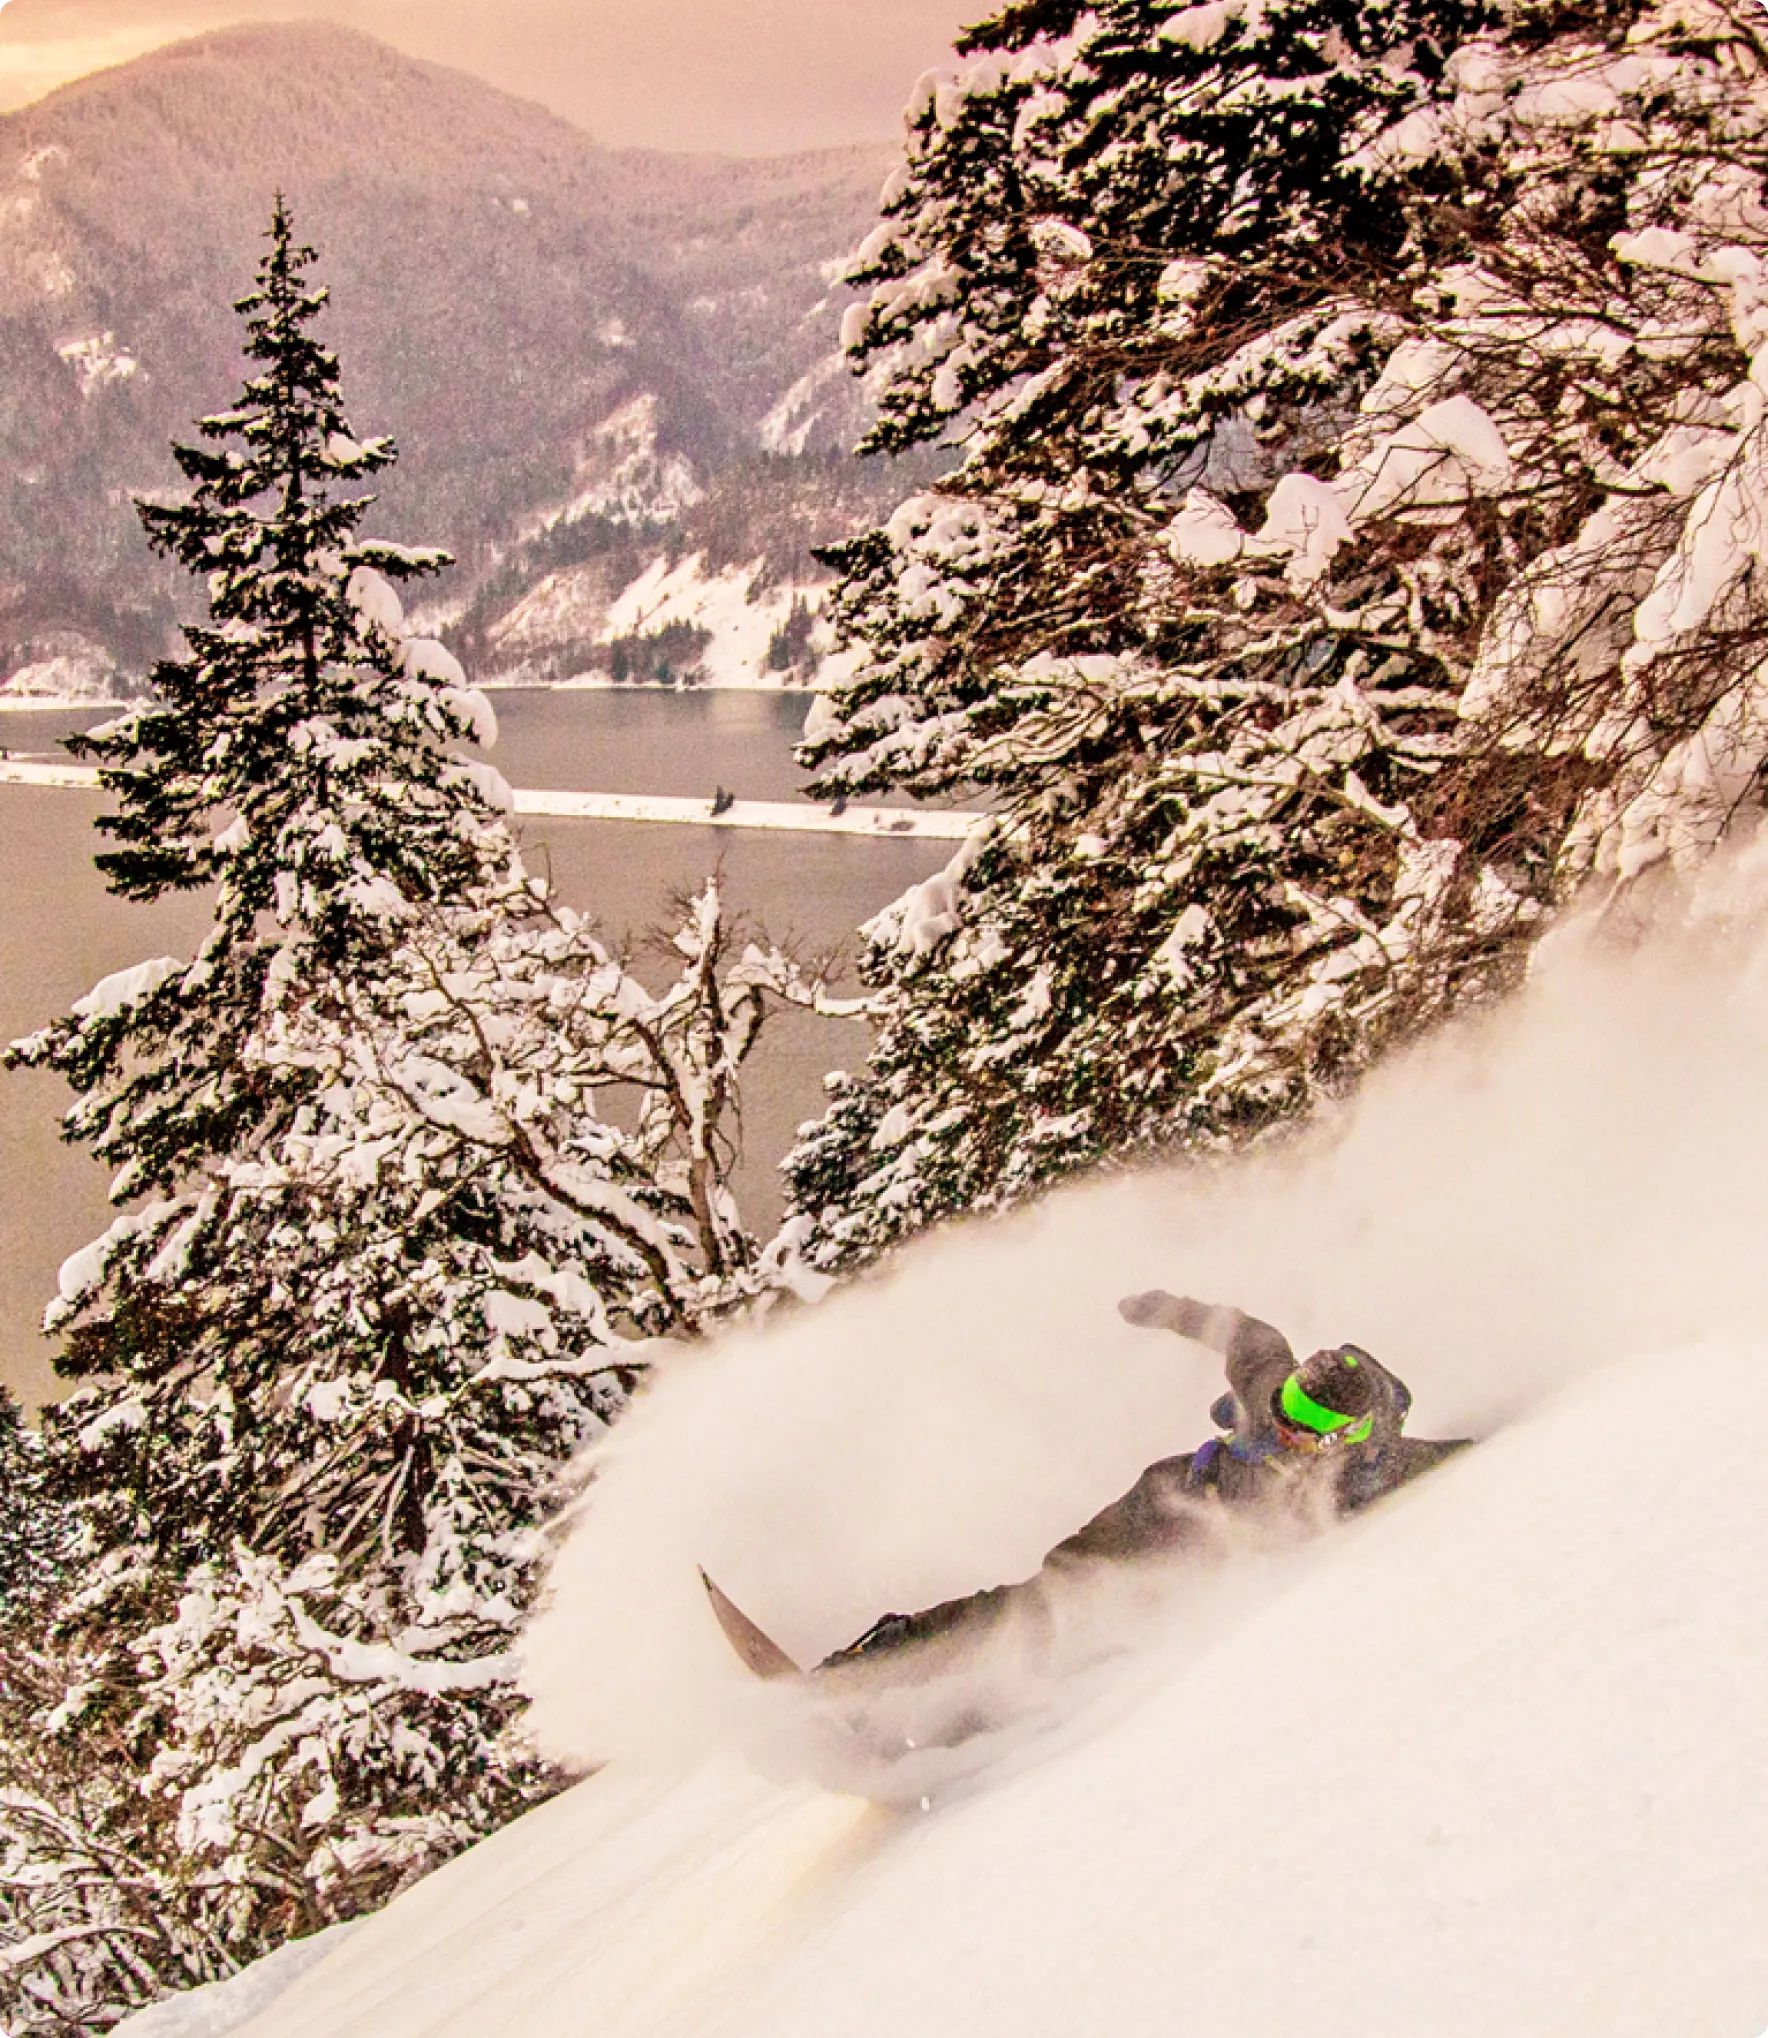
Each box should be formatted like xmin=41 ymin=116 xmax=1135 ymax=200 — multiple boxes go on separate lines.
xmin=8 ymin=201 xmax=652 ymax=1573
xmin=2 ymin=202 xmax=781 ymax=2000
xmin=0 ymin=1389 xmax=69 ymax=1612
xmin=790 ymin=0 xmax=1768 ymax=1270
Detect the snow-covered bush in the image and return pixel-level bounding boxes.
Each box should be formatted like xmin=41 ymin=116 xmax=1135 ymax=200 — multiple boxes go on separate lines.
xmin=791 ymin=0 xmax=1768 ymax=1269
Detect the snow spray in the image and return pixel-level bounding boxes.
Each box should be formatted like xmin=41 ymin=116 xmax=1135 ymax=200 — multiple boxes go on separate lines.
xmin=522 ymin=830 xmax=1768 ymax=1778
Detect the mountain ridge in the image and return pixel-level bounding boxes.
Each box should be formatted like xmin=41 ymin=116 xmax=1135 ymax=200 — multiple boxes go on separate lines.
xmin=0 ymin=19 xmax=897 ymax=696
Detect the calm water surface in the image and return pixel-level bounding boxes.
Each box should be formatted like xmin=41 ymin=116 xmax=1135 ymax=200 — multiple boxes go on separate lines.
xmin=1 ymin=688 xmax=817 ymax=794
xmin=0 ymin=692 xmax=946 ymax=1402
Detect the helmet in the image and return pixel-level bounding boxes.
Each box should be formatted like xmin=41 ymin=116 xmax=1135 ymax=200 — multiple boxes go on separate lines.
xmin=1274 ymin=1345 xmax=1379 ymax=1449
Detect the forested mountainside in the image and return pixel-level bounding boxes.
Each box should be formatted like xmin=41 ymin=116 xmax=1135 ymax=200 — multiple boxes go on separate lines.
xmin=0 ymin=22 xmax=896 ymax=697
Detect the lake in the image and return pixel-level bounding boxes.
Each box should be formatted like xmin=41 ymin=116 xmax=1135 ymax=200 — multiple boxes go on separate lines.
xmin=0 ymin=690 xmax=949 ymax=1403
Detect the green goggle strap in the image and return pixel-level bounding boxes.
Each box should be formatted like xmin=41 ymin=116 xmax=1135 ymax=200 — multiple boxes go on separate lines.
xmin=1279 ymin=1373 xmax=1375 ymax=1445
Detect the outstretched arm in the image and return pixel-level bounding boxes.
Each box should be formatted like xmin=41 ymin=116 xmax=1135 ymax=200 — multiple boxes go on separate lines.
xmin=1118 ymin=1291 xmax=1296 ymax=1434
xmin=1118 ymin=1292 xmax=1294 ymax=1370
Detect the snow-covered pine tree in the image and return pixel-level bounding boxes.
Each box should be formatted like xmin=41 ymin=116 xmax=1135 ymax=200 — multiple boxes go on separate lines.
xmin=2 ymin=203 xmax=781 ymax=1994
xmin=789 ymin=0 xmax=1768 ymax=1272
xmin=5 ymin=199 xmax=634 ymax=1574
xmin=0 ymin=1388 xmax=68 ymax=1611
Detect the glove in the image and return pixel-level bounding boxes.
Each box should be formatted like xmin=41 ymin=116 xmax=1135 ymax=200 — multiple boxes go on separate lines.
xmin=1117 ymin=1289 xmax=1184 ymax=1329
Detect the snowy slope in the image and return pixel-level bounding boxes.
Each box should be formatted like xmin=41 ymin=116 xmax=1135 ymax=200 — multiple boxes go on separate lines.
xmin=226 ymin=873 xmax=1768 ymax=2038
xmin=110 ymin=1926 xmax=357 ymax=2038
xmin=483 ymin=550 xmax=828 ymax=691
xmin=229 ymin=1356 xmax=1766 ymax=2038
xmin=598 ymin=554 xmax=821 ymax=688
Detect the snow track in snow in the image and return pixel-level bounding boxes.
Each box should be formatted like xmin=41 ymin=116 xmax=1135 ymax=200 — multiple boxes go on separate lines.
xmin=507 ymin=789 xmax=977 ymax=839
xmin=0 ymin=758 xmax=982 ymax=840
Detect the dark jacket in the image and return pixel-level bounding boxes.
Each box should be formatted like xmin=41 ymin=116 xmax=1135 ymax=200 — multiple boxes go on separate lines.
xmin=818 ymin=1296 xmax=1467 ymax=1673
xmin=1054 ymin=1295 xmax=1466 ymax=1561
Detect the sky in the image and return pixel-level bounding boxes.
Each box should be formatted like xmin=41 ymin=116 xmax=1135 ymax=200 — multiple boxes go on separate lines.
xmin=0 ymin=0 xmax=982 ymax=153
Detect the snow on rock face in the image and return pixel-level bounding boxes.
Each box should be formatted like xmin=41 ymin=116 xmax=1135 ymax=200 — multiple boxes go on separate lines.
xmin=536 ymin=395 xmax=704 ymax=531
xmin=485 ymin=564 xmax=611 ymax=664
xmin=2 ymin=631 xmax=125 ymax=703
xmin=488 ymin=547 xmax=827 ymax=691
xmin=598 ymin=555 xmax=821 ymax=690
xmin=57 ymin=331 xmax=137 ymax=396
xmin=759 ymin=354 xmax=850 ymax=457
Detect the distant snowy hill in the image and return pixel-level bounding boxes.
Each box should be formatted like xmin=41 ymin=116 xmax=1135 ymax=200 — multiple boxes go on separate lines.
xmin=0 ymin=22 xmax=893 ymax=697
xmin=189 ymin=873 xmax=1768 ymax=2038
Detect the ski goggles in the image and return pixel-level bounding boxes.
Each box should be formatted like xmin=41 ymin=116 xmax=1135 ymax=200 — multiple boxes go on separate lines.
xmin=1277 ymin=1370 xmax=1375 ymax=1447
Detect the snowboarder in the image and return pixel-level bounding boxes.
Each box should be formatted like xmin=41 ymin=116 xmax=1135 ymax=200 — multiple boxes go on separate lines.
xmin=1082 ymin=1289 xmax=1467 ymax=1535
xmin=798 ymin=1293 xmax=1470 ymax=1674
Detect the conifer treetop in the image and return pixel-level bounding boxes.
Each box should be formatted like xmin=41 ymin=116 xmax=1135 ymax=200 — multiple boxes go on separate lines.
xmin=143 ymin=194 xmax=410 ymax=635
xmin=76 ymin=197 xmax=490 ymax=952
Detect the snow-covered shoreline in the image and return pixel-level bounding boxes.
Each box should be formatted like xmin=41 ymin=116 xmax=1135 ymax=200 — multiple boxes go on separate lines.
xmin=0 ymin=757 xmax=982 ymax=842
xmin=541 ymin=675 xmax=815 ymax=695
xmin=0 ymin=679 xmax=811 ymax=710
xmin=0 ymin=695 xmax=133 ymax=713
xmin=0 ymin=759 xmax=101 ymax=785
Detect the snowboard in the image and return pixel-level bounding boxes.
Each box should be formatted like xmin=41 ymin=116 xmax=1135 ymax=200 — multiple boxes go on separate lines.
xmin=700 ymin=1569 xmax=805 ymax=1682
xmin=699 ymin=1567 xmax=1023 ymax=1787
